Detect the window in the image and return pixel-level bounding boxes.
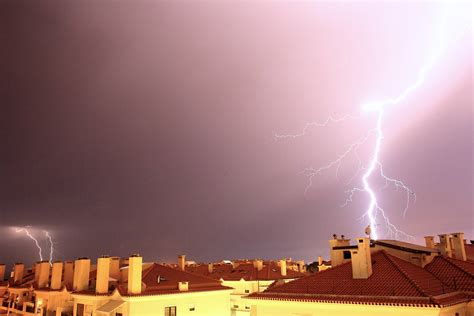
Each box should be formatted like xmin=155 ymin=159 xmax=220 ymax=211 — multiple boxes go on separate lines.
xmin=343 ymin=251 xmax=352 ymax=260
xmin=165 ymin=306 xmax=176 ymax=316
xmin=76 ymin=304 xmax=85 ymax=316
xmin=244 ymin=290 xmax=250 ymax=293
xmin=189 ymin=304 xmax=195 ymax=312
xmin=116 ymin=313 xmax=123 ymax=316
xmin=245 ymin=305 xmax=250 ymax=310
xmin=233 ymin=305 xmax=239 ymax=309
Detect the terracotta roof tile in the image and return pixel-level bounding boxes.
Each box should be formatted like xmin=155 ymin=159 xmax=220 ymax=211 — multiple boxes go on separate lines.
xmin=247 ymin=251 xmax=460 ymax=306
xmin=465 ymin=243 xmax=474 ymax=262
xmin=424 ymin=256 xmax=474 ymax=292
xmin=186 ymin=262 xmax=306 ymax=281
xmin=118 ymin=263 xmax=231 ymax=296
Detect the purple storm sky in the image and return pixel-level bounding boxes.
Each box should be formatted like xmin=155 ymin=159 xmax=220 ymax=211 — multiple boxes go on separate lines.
xmin=1 ymin=1 xmax=472 ymax=267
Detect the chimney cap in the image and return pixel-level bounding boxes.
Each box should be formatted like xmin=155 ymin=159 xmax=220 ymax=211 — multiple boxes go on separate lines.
xmin=130 ymin=254 xmax=141 ymax=258
xmin=14 ymin=262 xmax=24 ymax=265
xmin=99 ymin=255 xmax=110 ymax=258
xmin=77 ymin=257 xmax=90 ymax=260
xmin=53 ymin=260 xmax=62 ymax=263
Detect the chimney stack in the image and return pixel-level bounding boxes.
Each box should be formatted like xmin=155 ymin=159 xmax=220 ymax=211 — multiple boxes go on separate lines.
xmin=297 ymin=260 xmax=305 ymax=272
xmin=96 ymin=256 xmax=111 ymax=294
xmin=37 ymin=261 xmax=50 ymax=288
xmin=253 ymin=260 xmax=263 ymax=271
xmin=50 ymin=261 xmax=63 ymax=290
xmin=34 ymin=262 xmax=41 ymax=283
xmin=178 ymin=255 xmax=186 ymax=271
xmin=318 ymin=256 xmax=323 ymax=266
xmin=0 ymin=264 xmax=5 ymax=281
xmin=424 ymin=236 xmax=435 ymax=249
xmin=351 ymin=238 xmax=373 ymax=279
xmin=13 ymin=263 xmax=25 ymax=284
xmin=178 ymin=281 xmax=189 ymax=292
xmin=73 ymin=257 xmax=91 ymax=292
xmin=280 ymin=259 xmax=287 ymax=277
xmin=128 ymin=254 xmax=142 ymax=295
xmin=329 ymin=235 xmax=351 ymax=267
xmin=208 ymin=263 xmax=213 ymax=274
xmin=451 ymin=233 xmax=467 ymax=261
xmin=438 ymin=234 xmax=453 ymax=257
xmin=110 ymin=257 xmax=121 ymax=282
xmin=63 ymin=261 xmax=74 ymax=289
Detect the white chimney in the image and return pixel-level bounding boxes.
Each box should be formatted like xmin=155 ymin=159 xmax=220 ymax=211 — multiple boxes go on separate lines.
xmin=110 ymin=257 xmax=121 ymax=282
xmin=64 ymin=261 xmax=74 ymax=289
xmin=34 ymin=262 xmax=41 ymax=283
xmin=178 ymin=255 xmax=186 ymax=271
xmin=37 ymin=261 xmax=50 ymax=288
xmin=0 ymin=264 xmax=5 ymax=281
xmin=178 ymin=281 xmax=189 ymax=291
xmin=424 ymin=236 xmax=435 ymax=249
xmin=329 ymin=235 xmax=351 ymax=267
xmin=253 ymin=260 xmax=263 ymax=271
xmin=351 ymin=238 xmax=372 ymax=279
xmin=96 ymin=256 xmax=111 ymax=294
xmin=280 ymin=259 xmax=287 ymax=277
xmin=451 ymin=233 xmax=467 ymax=261
xmin=50 ymin=261 xmax=63 ymax=290
xmin=73 ymin=257 xmax=91 ymax=292
xmin=297 ymin=260 xmax=305 ymax=272
xmin=128 ymin=254 xmax=142 ymax=295
xmin=13 ymin=263 xmax=25 ymax=285
xmin=438 ymin=234 xmax=453 ymax=257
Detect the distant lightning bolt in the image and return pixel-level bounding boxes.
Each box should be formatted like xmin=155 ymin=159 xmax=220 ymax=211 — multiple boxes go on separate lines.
xmin=44 ymin=231 xmax=54 ymax=264
xmin=277 ymin=12 xmax=446 ymax=240
xmin=16 ymin=227 xmax=43 ymax=261
xmin=275 ymin=113 xmax=361 ymax=139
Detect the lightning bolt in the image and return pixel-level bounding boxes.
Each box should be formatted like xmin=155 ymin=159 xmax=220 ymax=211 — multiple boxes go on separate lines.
xmin=44 ymin=231 xmax=54 ymax=264
xmin=15 ymin=227 xmax=55 ymax=264
xmin=16 ymin=227 xmax=43 ymax=261
xmin=277 ymin=11 xmax=446 ymax=240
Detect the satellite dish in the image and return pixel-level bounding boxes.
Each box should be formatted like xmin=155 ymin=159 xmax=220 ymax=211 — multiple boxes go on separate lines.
xmin=364 ymin=225 xmax=371 ymax=238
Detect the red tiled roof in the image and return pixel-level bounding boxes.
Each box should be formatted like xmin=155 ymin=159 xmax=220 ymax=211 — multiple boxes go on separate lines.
xmin=117 ymin=263 xmax=231 ymax=297
xmin=247 ymin=251 xmax=463 ymax=307
xmin=186 ymin=262 xmax=306 ymax=281
xmin=73 ymin=263 xmax=231 ymax=296
xmin=425 ymin=256 xmax=474 ymax=292
xmin=465 ymin=243 xmax=474 ymax=262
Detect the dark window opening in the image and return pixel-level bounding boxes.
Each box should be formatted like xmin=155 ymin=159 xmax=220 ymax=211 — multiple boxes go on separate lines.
xmin=76 ymin=304 xmax=85 ymax=316
xmin=165 ymin=306 xmax=176 ymax=316
xmin=343 ymin=251 xmax=352 ymax=259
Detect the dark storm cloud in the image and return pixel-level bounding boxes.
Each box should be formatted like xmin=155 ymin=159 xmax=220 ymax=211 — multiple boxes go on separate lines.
xmin=1 ymin=1 xmax=472 ymax=268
